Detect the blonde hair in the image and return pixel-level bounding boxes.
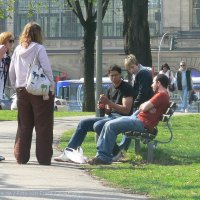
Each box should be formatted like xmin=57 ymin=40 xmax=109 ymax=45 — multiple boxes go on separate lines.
xmin=124 ymin=54 xmax=139 ymax=70
xmin=0 ymin=31 xmax=14 ymax=53
xmin=0 ymin=32 xmax=13 ymax=44
xmin=19 ymin=22 xmax=43 ymax=47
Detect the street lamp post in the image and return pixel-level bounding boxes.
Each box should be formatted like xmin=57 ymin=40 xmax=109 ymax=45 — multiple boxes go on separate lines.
xmin=95 ymin=0 xmax=102 ymax=117
xmin=157 ymin=32 xmax=169 ymax=72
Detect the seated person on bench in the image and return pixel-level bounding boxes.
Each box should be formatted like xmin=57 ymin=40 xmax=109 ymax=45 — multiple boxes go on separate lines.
xmin=114 ymin=54 xmax=153 ymax=159
xmin=89 ymin=74 xmax=170 ymax=165
xmin=54 ymin=64 xmax=134 ymax=162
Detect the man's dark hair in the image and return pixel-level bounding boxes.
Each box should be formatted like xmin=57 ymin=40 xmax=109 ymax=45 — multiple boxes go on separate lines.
xmin=108 ymin=64 xmax=121 ymax=74
xmin=156 ymin=74 xmax=169 ymax=88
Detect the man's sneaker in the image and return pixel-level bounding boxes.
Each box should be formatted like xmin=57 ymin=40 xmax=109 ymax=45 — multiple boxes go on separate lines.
xmin=54 ymin=151 xmax=70 ymax=162
xmin=88 ymin=157 xmax=110 ymax=165
xmin=0 ymin=155 xmax=5 ymax=161
xmin=185 ymin=108 xmax=188 ymax=113
xmin=112 ymin=151 xmax=124 ymax=162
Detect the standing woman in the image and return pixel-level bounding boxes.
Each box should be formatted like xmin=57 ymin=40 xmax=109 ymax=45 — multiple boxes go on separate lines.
xmin=0 ymin=32 xmax=14 ymax=109
xmin=9 ymin=22 xmax=54 ymax=165
xmin=159 ymin=63 xmax=175 ymax=92
xmin=0 ymin=32 xmax=14 ymax=161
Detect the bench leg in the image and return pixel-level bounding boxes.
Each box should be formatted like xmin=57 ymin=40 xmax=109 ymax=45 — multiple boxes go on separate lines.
xmin=135 ymin=138 xmax=141 ymax=154
xmin=147 ymin=142 xmax=155 ymax=163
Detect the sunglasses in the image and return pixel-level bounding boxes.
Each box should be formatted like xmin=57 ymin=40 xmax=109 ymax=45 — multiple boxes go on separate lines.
xmin=9 ymin=39 xmax=14 ymax=43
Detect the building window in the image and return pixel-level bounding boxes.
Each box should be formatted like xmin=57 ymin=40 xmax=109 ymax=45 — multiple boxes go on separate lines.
xmin=0 ymin=19 xmax=6 ymax=32
xmin=192 ymin=0 xmax=200 ymax=28
xmin=14 ymin=0 xmax=82 ymax=38
xmin=13 ymin=0 xmax=162 ymax=39
xmin=148 ymin=0 xmax=162 ymax=36
xmin=103 ymin=1 xmax=123 ymax=37
xmin=0 ymin=3 xmax=6 ymax=32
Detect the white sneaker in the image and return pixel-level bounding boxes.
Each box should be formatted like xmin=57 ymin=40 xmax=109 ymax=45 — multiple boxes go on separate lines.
xmin=112 ymin=151 xmax=124 ymax=162
xmin=54 ymin=151 xmax=70 ymax=162
xmin=185 ymin=108 xmax=188 ymax=113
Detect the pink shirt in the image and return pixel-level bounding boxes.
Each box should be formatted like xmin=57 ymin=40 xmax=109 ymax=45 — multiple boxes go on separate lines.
xmin=9 ymin=42 xmax=54 ymax=89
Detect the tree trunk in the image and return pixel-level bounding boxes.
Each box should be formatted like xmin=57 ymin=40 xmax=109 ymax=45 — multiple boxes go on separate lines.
xmin=65 ymin=0 xmax=110 ymax=112
xmin=122 ymin=0 xmax=152 ymax=66
xmin=82 ymin=21 xmax=96 ymax=111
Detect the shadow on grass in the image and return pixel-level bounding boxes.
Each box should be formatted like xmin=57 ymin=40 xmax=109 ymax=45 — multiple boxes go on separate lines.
xmin=130 ymin=147 xmax=200 ymax=166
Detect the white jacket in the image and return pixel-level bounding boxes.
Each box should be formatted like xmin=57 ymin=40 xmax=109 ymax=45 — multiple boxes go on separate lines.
xmin=9 ymin=42 xmax=54 ymax=89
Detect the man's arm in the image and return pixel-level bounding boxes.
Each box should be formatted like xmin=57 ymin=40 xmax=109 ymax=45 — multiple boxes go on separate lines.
xmin=108 ymin=96 xmax=133 ymax=115
xmin=139 ymin=100 xmax=154 ymax=112
xmin=100 ymin=95 xmax=133 ymax=115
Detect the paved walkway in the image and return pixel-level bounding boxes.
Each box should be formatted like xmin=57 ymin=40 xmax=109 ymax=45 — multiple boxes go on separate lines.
xmin=0 ymin=116 xmax=149 ymax=200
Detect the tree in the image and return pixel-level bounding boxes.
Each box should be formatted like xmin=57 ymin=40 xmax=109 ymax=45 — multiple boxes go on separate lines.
xmin=1 ymin=0 xmax=153 ymax=110
xmin=122 ymin=0 xmax=152 ymax=66
xmin=0 ymin=0 xmax=15 ymax=19
xmin=65 ymin=0 xmax=109 ymax=111
xmin=0 ymin=0 xmax=109 ymax=112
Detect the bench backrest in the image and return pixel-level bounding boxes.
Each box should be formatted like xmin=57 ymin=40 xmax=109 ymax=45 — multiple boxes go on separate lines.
xmin=162 ymin=102 xmax=177 ymax=122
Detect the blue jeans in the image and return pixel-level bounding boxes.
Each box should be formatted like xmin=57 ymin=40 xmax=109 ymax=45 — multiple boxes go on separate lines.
xmin=96 ymin=114 xmax=145 ymax=163
xmin=180 ymin=87 xmax=189 ymax=110
xmin=118 ymin=135 xmax=132 ymax=151
xmin=117 ymin=110 xmax=140 ymax=151
xmin=67 ymin=113 xmax=122 ymax=149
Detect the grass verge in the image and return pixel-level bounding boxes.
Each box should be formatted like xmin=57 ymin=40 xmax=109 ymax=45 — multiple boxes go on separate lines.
xmin=58 ymin=114 xmax=200 ymax=200
xmin=0 ymin=110 xmax=94 ymax=121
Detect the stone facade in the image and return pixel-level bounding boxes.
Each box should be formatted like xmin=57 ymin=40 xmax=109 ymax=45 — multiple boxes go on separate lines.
xmin=7 ymin=0 xmax=200 ymax=80
xmin=44 ymin=37 xmax=200 ymax=79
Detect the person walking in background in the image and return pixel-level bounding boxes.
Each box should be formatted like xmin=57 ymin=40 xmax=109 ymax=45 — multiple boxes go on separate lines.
xmin=9 ymin=22 xmax=54 ymax=165
xmin=0 ymin=32 xmax=14 ymax=161
xmin=0 ymin=32 xmax=14 ymax=110
xmin=175 ymin=61 xmax=193 ymax=113
xmin=54 ymin=65 xmax=134 ymax=162
xmin=159 ymin=63 xmax=175 ymax=93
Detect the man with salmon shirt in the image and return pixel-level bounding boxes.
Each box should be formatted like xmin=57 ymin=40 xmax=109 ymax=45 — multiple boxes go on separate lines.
xmin=89 ymin=74 xmax=170 ymax=165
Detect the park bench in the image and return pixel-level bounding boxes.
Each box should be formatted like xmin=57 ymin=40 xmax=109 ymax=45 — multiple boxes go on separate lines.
xmin=124 ymin=101 xmax=177 ymax=163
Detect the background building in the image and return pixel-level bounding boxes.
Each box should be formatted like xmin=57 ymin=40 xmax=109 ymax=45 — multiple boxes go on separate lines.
xmin=1 ymin=0 xmax=200 ymax=81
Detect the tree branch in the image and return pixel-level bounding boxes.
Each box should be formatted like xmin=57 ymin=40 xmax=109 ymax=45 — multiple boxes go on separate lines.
xmin=102 ymin=0 xmax=110 ymax=19
xmin=65 ymin=0 xmax=86 ymax=26
xmin=74 ymin=0 xmax=86 ymax=26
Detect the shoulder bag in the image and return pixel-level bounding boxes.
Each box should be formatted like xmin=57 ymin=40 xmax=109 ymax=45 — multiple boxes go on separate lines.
xmin=26 ymin=49 xmax=50 ymax=96
xmin=168 ymin=71 xmax=175 ymax=92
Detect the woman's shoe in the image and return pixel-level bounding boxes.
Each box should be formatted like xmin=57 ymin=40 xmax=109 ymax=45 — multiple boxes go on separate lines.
xmin=0 ymin=155 xmax=5 ymax=161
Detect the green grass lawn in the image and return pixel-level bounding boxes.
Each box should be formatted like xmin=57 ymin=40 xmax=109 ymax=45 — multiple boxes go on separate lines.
xmin=1 ymin=111 xmax=199 ymax=199
xmin=58 ymin=114 xmax=200 ymax=200
xmin=0 ymin=110 xmax=94 ymax=121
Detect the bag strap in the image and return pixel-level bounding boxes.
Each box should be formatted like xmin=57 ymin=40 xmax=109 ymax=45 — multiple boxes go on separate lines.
xmin=169 ymin=70 xmax=173 ymax=83
xmin=168 ymin=70 xmax=172 ymax=80
xmin=25 ymin=47 xmax=40 ymax=84
xmin=21 ymin=46 xmax=39 ymax=68
xmin=32 ymin=48 xmax=39 ymax=65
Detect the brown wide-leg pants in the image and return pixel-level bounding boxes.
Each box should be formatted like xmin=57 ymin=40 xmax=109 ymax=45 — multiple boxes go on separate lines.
xmin=14 ymin=88 xmax=54 ymax=165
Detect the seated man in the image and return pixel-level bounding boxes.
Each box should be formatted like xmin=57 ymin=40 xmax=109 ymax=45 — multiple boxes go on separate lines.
xmin=54 ymin=64 xmax=134 ymax=162
xmin=114 ymin=54 xmax=153 ymax=159
xmin=89 ymin=74 xmax=170 ymax=165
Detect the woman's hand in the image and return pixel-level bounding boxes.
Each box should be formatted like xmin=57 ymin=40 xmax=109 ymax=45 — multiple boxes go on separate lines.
xmin=0 ymin=45 xmax=7 ymax=59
